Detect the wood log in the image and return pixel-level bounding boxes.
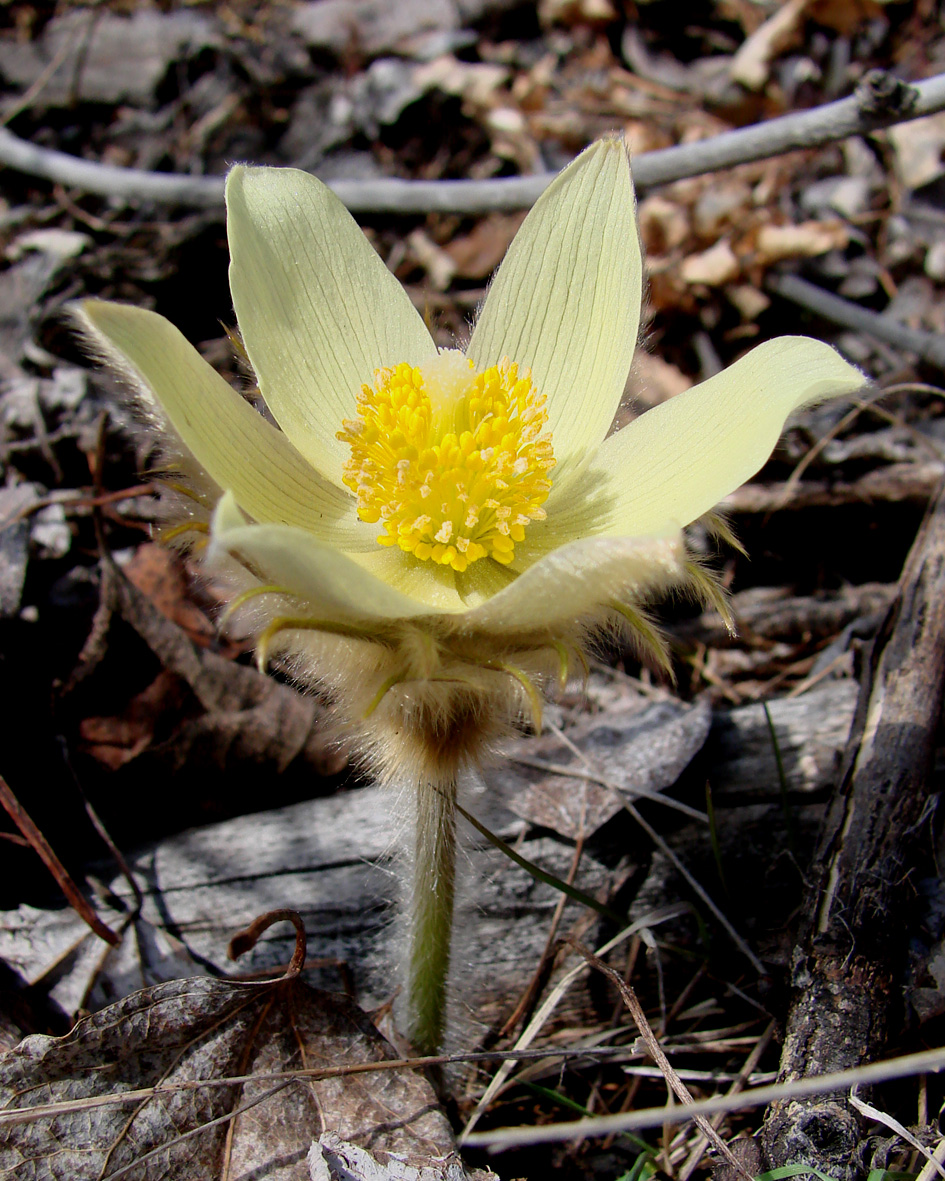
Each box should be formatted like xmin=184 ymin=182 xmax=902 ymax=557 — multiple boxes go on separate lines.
xmin=761 ymin=478 xmax=945 ymax=1179
xmin=0 ymin=679 xmax=858 ymax=1040
xmin=724 ymin=460 xmax=944 ymax=513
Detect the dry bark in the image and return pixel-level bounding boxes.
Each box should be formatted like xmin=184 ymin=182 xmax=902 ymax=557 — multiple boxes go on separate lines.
xmin=762 ymin=479 xmax=945 ymax=1178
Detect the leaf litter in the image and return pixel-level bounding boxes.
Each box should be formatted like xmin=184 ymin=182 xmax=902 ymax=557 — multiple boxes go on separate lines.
xmin=0 ymin=911 xmax=455 ymax=1181
xmin=4 ymin=0 xmax=945 ymax=1176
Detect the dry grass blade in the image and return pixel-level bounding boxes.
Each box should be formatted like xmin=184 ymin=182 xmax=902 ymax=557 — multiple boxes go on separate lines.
xmin=462 ymin=1045 xmax=945 ymax=1149
xmin=848 ymin=1088 xmax=945 ymax=1178
xmin=566 ymin=938 xmax=755 ymax=1181
xmin=917 ymin=1138 xmax=945 ymax=1181
xmin=545 ymin=720 xmax=766 ymax=976
xmin=459 ymin=903 xmax=690 ymax=1142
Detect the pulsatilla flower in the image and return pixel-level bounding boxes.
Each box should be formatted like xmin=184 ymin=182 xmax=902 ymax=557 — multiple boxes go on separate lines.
xmin=76 ymin=139 xmax=865 ymax=1053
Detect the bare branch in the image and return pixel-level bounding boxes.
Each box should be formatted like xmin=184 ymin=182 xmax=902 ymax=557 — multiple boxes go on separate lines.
xmin=1 ymin=70 xmax=944 ymax=214
xmin=768 ymin=272 xmax=945 ymax=371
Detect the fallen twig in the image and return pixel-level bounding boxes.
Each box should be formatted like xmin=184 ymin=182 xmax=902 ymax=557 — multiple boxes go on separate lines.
xmin=567 ymin=938 xmax=755 ymax=1181
xmin=0 ymin=70 xmax=942 ymax=213
xmin=0 ymin=772 xmax=120 ymax=946
xmin=768 ymin=272 xmax=945 ymax=371
xmin=462 ymin=1044 xmax=945 ymax=1149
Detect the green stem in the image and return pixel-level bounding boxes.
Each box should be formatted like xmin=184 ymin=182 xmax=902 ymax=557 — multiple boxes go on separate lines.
xmin=406 ymin=774 xmax=457 ymax=1054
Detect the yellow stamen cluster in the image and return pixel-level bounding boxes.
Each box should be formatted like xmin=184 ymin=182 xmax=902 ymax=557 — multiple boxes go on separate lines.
xmin=338 ymin=351 xmax=555 ymax=572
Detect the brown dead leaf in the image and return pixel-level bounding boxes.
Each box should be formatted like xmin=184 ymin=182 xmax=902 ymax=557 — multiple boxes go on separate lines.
xmin=808 ymin=0 xmax=886 ymax=35
xmin=63 ymin=562 xmax=346 ymax=831
xmin=78 ymin=669 xmax=188 ymax=770
xmin=0 ymin=913 xmax=451 ymax=1180
xmin=406 ymin=230 xmax=456 ymax=291
xmin=638 ymin=194 xmax=690 ymax=256
xmin=121 ymin=543 xmax=217 ymax=649
xmin=620 ymin=351 xmax=693 ymax=423
xmin=538 ymin=0 xmax=617 ymax=28
xmin=729 ymin=0 xmax=810 ymax=91
xmin=752 ymin=219 xmax=850 ymax=265
xmin=680 ymin=239 xmax=740 ymax=287
xmin=443 ymin=214 xmax=525 ymax=280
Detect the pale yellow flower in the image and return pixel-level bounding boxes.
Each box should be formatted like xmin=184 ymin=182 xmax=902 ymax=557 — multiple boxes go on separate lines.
xmin=76 ymin=139 xmax=866 ymax=1051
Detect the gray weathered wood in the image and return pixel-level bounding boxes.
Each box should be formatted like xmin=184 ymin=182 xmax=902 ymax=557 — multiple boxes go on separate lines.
xmin=762 ymin=479 xmax=945 ymax=1179
xmin=0 ymin=677 xmax=859 ymax=1040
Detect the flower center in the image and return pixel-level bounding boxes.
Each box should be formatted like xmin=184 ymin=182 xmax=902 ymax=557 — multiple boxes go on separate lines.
xmin=337 ymin=349 xmax=555 ymax=573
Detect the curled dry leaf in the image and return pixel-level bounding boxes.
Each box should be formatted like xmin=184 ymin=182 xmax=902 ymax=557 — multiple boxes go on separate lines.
xmin=0 ymin=913 xmax=452 ymax=1181
xmin=728 ymin=0 xmax=810 ymax=91
xmin=753 ymin=219 xmax=850 ymax=265
xmin=680 ymin=239 xmax=740 ymax=287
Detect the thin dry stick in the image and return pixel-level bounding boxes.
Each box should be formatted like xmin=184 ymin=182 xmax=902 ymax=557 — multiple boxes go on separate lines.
xmin=677 ymin=1020 xmax=777 ymax=1180
xmin=0 ymin=1040 xmax=684 ymax=1130
xmin=768 ymin=272 xmax=945 ymax=370
xmin=5 ymin=1039 xmax=942 ymax=1139
xmin=566 ymin=938 xmax=754 ymax=1181
xmin=462 ymin=1043 xmax=945 ymax=1150
xmin=1 ymin=70 xmax=944 ymax=212
xmin=0 ymin=772 xmax=119 ymax=945
xmin=460 ymin=903 xmax=689 ymax=1141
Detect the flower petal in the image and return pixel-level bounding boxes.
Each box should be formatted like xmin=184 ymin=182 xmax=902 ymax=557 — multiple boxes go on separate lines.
xmin=210 ymin=493 xmax=455 ymax=622
xmin=349 ymin=549 xmax=469 ymax=613
xmin=76 ymin=300 xmax=375 ymax=548
xmin=533 ymin=337 xmax=866 ymax=543
xmin=459 ymin=533 xmax=685 ymax=635
xmin=466 ymin=139 xmax=642 ymax=478
xmin=226 ymin=166 xmax=437 ymax=482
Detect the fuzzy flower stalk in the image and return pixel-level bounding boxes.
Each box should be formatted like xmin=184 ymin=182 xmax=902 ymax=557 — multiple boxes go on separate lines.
xmin=76 ymin=139 xmax=866 ymax=1053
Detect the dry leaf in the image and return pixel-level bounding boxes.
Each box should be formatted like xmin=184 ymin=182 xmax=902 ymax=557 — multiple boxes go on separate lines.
xmin=729 ymin=0 xmax=810 ymax=90
xmin=121 ymin=543 xmax=217 ymax=648
xmin=443 ymin=214 xmax=525 ymax=281
xmin=753 ymin=219 xmax=850 ymax=264
xmin=308 ymin=1132 xmax=497 ymax=1181
xmin=726 ymin=283 xmax=771 ymax=321
xmin=638 ymin=195 xmax=690 ymax=256
xmin=620 ymin=351 xmax=693 ymax=423
xmin=0 ymin=914 xmax=452 ymax=1180
xmin=887 ymin=111 xmax=945 ymax=191
xmin=680 ymin=239 xmax=740 ymax=286
xmin=65 ymin=564 xmax=346 ymax=811
xmin=538 ymin=0 xmax=617 ymax=27
xmin=406 ymin=230 xmax=456 ymax=292
xmin=808 ymin=0 xmax=886 ymax=35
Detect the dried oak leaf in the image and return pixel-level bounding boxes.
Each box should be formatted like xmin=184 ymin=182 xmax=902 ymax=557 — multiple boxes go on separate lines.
xmin=0 ymin=915 xmax=451 ymax=1180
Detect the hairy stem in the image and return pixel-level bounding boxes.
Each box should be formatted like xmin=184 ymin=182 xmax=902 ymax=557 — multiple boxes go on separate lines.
xmin=406 ymin=774 xmax=457 ymax=1054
